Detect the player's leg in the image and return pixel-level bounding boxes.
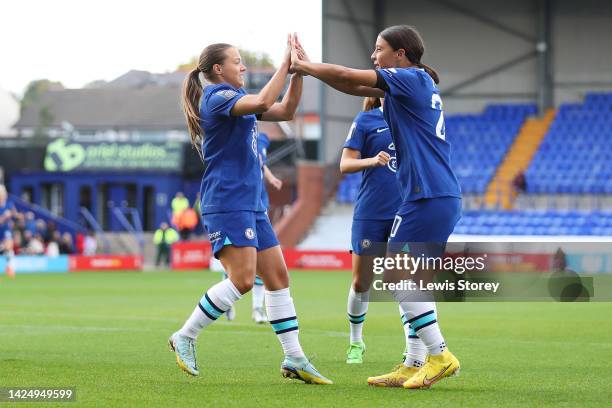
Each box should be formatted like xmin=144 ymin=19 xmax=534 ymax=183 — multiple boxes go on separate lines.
xmin=346 ymin=253 xmax=372 ymax=363
xmin=210 ymin=257 xmax=236 ymax=321
xmin=155 ymin=244 xmax=163 ymax=266
xmin=399 ymin=305 xmax=427 ymax=368
xmin=251 ymin=274 xmax=267 ymax=323
xmin=347 ymin=219 xmax=394 ymax=363
xmin=163 ymin=244 xmax=171 ymax=267
xmin=387 ymin=198 xmax=462 ymax=389
xmin=255 ymin=213 xmax=332 ymax=384
xmin=169 ymin=212 xmax=257 ymax=376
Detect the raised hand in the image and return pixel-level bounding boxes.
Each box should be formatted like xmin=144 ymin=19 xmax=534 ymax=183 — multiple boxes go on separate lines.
xmin=283 ymin=33 xmax=292 ymax=69
xmin=293 ymin=33 xmax=310 ymax=62
xmin=290 ymin=32 xmax=310 ymax=74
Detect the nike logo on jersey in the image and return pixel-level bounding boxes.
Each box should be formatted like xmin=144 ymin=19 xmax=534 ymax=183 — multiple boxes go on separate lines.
xmin=376 ymin=128 xmax=389 ymax=133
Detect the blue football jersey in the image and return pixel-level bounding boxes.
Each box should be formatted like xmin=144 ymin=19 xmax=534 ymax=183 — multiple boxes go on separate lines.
xmin=344 ymin=107 xmax=401 ymax=220
xmin=377 ymin=67 xmax=461 ymax=202
xmin=258 ymin=132 xmax=271 ymax=210
xmin=0 ymin=200 xmax=14 ymax=238
xmin=199 ymin=83 xmax=264 ymax=214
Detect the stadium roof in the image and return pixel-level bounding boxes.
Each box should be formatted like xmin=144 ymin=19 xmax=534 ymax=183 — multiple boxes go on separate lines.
xmin=14 ymin=84 xmax=286 ymax=138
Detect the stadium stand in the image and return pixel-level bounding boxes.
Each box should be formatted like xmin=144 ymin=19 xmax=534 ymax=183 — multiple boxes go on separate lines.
xmin=446 ymin=103 xmax=538 ymax=194
xmin=454 ymin=209 xmax=612 ymax=236
xmin=329 ymin=97 xmax=612 ymax=239
xmin=526 ymin=92 xmax=612 ymax=195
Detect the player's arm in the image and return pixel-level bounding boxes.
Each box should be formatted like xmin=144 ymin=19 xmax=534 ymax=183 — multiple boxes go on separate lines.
xmin=340 ymin=148 xmax=390 ymax=174
xmin=294 ymin=62 xmax=383 ymax=97
xmin=263 ymin=165 xmax=283 ymax=190
xmin=291 ymin=35 xmax=383 ymax=98
xmin=231 ymin=35 xmax=292 ymax=116
xmin=291 ymin=51 xmax=383 ymax=99
xmin=328 ymin=81 xmax=386 ymax=98
xmin=259 ymin=73 xmax=302 ymax=121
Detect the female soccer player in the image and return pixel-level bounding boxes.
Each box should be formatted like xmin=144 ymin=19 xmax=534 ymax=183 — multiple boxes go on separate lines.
xmin=341 ymin=97 xmax=428 ymax=382
xmin=212 ymin=131 xmax=282 ymax=323
xmin=170 ymin=35 xmax=332 ymax=385
xmin=291 ymin=26 xmax=461 ymax=389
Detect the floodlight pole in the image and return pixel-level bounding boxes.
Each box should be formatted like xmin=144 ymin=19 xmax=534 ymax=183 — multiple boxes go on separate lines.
xmin=536 ymin=0 xmax=554 ymax=113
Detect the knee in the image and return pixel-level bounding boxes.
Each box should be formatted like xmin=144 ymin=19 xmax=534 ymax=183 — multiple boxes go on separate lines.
xmin=352 ymin=278 xmax=369 ymax=293
xmin=232 ymin=272 xmax=255 ymax=294
xmin=259 ymin=265 xmax=289 ymax=290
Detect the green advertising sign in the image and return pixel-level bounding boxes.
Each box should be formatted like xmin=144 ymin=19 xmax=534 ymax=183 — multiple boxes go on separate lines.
xmin=44 ymin=139 xmax=183 ymax=172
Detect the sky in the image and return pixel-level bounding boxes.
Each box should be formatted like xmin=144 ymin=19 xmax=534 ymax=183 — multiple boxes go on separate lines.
xmin=0 ymin=0 xmax=322 ymax=96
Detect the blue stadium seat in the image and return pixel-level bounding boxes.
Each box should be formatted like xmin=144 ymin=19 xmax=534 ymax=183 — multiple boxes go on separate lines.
xmin=457 ymin=209 xmax=611 ymax=236
xmin=527 ymin=93 xmax=612 ymax=194
xmin=446 ymin=103 xmax=537 ymax=194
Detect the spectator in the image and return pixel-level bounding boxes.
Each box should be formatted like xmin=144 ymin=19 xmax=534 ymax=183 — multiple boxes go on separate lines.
xmin=552 ymin=248 xmax=568 ymax=272
xmin=83 ymin=230 xmax=97 ymax=255
xmin=153 ymin=222 xmax=179 ymax=267
xmin=75 ymin=232 xmax=84 ymax=254
xmin=0 ymin=184 xmax=16 ymax=255
xmin=59 ymin=232 xmax=74 ymax=255
xmin=14 ymin=213 xmax=26 ymax=236
xmin=22 ymin=230 xmax=33 ymax=249
xmin=35 ymin=219 xmax=47 ymax=241
xmin=176 ymin=207 xmax=199 ymax=240
xmin=25 ymin=212 xmax=36 ymax=234
xmin=512 ymin=170 xmax=527 ymax=193
xmin=26 ymin=233 xmax=45 ymax=255
xmin=12 ymin=230 xmax=22 ymax=255
xmin=45 ymin=220 xmax=57 ymax=244
xmin=46 ymin=234 xmax=60 ymax=257
xmin=171 ymin=192 xmax=190 ymax=218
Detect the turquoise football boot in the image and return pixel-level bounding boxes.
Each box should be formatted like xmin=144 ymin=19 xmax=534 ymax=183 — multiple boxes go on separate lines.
xmin=168 ymin=332 xmax=199 ymax=376
xmin=280 ymin=356 xmax=333 ymax=385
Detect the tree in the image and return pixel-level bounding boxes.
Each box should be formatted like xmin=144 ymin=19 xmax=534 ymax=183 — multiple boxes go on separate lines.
xmin=20 ymin=79 xmax=64 ymax=115
xmin=175 ymin=49 xmax=274 ymax=72
xmin=34 ymin=105 xmax=54 ymax=140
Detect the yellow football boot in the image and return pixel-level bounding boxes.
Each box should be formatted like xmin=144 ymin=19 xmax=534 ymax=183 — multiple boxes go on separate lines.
xmin=367 ymin=363 xmax=419 ymax=387
xmin=402 ymin=349 xmax=460 ymax=389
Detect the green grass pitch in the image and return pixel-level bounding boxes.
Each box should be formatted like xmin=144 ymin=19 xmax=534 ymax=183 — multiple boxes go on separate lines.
xmin=1 ymin=270 xmax=611 ymax=407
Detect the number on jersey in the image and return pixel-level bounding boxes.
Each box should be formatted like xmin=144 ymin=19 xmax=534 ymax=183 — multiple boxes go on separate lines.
xmin=431 ymin=94 xmax=446 ymax=140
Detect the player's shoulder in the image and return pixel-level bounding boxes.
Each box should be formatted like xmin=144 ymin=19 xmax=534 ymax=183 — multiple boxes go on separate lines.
xmin=205 ymin=83 xmax=243 ymax=101
xmin=355 ymin=108 xmax=384 ymax=126
xmin=354 ymin=109 xmax=377 ymax=125
xmin=381 ymin=67 xmax=429 ymax=83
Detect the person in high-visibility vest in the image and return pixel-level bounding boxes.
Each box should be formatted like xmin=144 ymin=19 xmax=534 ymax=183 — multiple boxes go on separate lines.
xmin=153 ymin=222 xmax=179 ymax=267
xmin=171 ymin=192 xmax=190 ymax=219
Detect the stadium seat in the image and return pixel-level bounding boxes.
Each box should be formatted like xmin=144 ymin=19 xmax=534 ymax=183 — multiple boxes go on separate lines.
xmin=527 ymin=94 xmax=612 ymax=194
xmin=455 ymin=209 xmax=612 ymax=236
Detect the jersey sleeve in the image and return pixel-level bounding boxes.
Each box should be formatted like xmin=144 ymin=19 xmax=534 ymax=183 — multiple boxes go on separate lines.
xmin=207 ymin=86 xmax=245 ymax=117
xmin=343 ymin=116 xmax=366 ymax=152
xmin=376 ymin=68 xmax=420 ymax=98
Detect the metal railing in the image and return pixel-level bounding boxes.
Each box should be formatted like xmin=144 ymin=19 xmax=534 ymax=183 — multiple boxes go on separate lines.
xmin=111 ymin=206 xmax=144 ymax=255
xmin=79 ymin=207 xmax=111 ymax=253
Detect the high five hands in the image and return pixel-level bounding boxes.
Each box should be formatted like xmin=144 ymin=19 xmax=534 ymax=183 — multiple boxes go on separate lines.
xmin=289 ymin=33 xmax=309 ymax=75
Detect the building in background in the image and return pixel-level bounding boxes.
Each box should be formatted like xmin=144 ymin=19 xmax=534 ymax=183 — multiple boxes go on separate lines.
xmin=4 ymin=69 xmax=299 ymax=232
xmin=0 ymin=86 xmax=19 ymax=137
